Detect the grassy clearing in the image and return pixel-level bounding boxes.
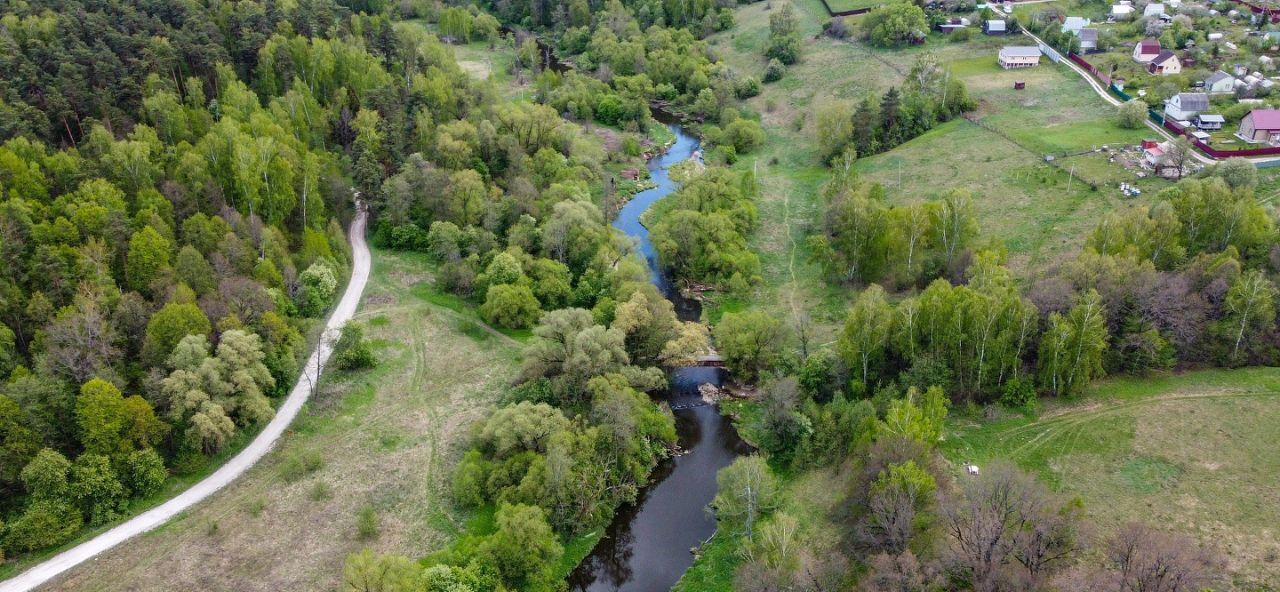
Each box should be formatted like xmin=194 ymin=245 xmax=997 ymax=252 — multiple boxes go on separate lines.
xmin=696 ymin=0 xmax=1167 ymax=336
xmin=44 ymin=248 xmax=520 ymax=592
xmin=943 ymin=368 xmax=1280 ymax=589
xmin=823 ymin=0 xmax=896 ymax=12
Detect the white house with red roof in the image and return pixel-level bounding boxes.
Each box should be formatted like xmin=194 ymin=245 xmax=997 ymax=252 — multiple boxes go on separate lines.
xmin=1238 ymin=109 xmax=1280 ymax=143
xmin=1133 ymin=39 xmax=1161 ymax=63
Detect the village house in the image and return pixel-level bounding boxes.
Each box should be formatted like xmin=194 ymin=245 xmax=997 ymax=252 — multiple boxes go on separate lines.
xmin=1079 ymin=28 xmax=1099 ymax=52
xmin=1204 ymin=70 xmax=1237 ymax=93
xmin=1062 ymin=16 xmax=1091 ymax=34
xmin=1148 ymin=50 xmax=1182 ymax=75
xmin=1194 ymin=113 xmax=1225 ymax=130
xmin=1164 ymin=92 xmax=1209 ymax=121
xmin=939 ymin=17 xmax=970 ymax=33
xmin=1111 ymin=3 xmax=1135 ymax=18
xmin=998 ymin=46 xmax=1042 ymax=69
xmin=1237 ymin=108 xmax=1280 ymax=143
xmin=1144 ymin=2 xmax=1166 ymax=18
xmin=1143 ymin=140 xmax=1168 ymax=167
xmin=1133 ymin=39 xmax=1161 ymax=63
xmin=985 ymin=19 xmax=1007 ymax=35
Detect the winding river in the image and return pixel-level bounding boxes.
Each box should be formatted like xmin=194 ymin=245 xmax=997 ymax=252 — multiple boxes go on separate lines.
xmin=568 ymin=125 xmax=750 ymax=591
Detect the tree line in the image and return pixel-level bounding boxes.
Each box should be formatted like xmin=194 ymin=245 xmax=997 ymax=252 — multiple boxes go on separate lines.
xmin=815 ymin=54 xmax=976 ymax=163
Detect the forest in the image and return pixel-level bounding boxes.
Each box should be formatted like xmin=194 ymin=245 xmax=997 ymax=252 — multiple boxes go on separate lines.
xmin=1 ymin=0 xmax=1272 ymax=590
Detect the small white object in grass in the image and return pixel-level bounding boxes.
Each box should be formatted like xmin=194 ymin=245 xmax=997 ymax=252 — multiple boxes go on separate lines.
xmin=966 ymin=463 xmax=981 ymax=475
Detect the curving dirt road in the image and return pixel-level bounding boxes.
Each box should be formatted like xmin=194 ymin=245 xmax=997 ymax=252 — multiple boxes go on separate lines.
xmin=0 ymin=205 xmax=371 ymax=592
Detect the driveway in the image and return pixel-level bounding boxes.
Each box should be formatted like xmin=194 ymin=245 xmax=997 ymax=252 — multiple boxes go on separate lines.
xmin=0 ymin=204 xmax=372 ymax=592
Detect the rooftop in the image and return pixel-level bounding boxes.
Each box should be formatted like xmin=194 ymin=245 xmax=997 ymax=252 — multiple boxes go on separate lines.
xmin=1000 ymin=46 xmax=1043 ymax=58
xmin=1173 ymin=92 xmax=1209 ymax=111
xmin=1247 ymin=109 xmax=1280 ymax=129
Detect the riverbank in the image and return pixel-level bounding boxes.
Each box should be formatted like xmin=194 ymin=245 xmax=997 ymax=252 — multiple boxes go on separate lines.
xmin=569 ymin=123 xmax=748 ymax=592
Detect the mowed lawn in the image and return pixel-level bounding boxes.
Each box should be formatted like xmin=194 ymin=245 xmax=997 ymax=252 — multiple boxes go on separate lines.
xmin=943 ymin=368 xmax=1280 ymax=590
xmin=44 ymin=249 xmax=519 ymax=592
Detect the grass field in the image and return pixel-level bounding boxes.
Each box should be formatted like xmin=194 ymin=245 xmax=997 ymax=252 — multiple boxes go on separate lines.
xmin=697 ymin=0 xmax=1167 ymax=336
xmin=823 ymin=0 xmax=895 ymax=12
xmin=42 ymin=249 xmax=521 ymax=592
xmin=943 ymin=368 xmax=1280 ymax=589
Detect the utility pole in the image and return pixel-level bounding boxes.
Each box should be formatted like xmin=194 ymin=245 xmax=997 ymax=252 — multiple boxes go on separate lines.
xmin=1066 ymin=163 xmax=1076 ymax=193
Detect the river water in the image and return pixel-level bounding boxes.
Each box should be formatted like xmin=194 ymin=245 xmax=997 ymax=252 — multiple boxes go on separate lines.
xmin=567 ymin=125 xmax=749 ymax=591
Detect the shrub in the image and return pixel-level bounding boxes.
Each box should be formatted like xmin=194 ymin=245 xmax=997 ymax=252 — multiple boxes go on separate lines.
xmin=824 ymin=17 xmax=851 ymax=39
xmin=278 ymin=450 xmax=324 ymax=483
xmin=4 ymin=501 xmax=82 ymax=553
xmin=1116 ymin=99 xmax=1149 ymax=129
xmin=480 ymin=284 xmax=542 ymax=329
xmin=333 ymin=323 xmax=376 ymax=371
xmin=999 ymin=377 xmax=1037 ymax=411
xmin=120 ymin=448 xmax=168 ymax=498
xmin=763 ymin=59 xmax=785 ymax=83
xmin=356 ymin=505 xmax=379 ymax=540
xmin=735 ymin=76 xmax=762 ymax=99
xmin=309 ymin=481 xmax=332 ymax=501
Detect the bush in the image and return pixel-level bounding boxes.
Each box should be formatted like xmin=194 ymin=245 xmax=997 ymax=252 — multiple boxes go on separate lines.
xmin=4 ymin=501 xmax=82 ymax=553
xmin=763 ymin=58 xmax=785 ymax=83
xmin=480 ymin=284 xmax=542 ymax=329
xmin=735 ymin=76 xmax=761 ymax=99
xmin=999 ymin=377 xmax=1037 ymax=411
xmin=356 ymin=505 xmax=379 ymax=540
xmin=297 ymin=261 xmax=339 ymax=317
xmin=309 ymin=481 xmax=332 ymax=501
xmin=1116 ymin=99 xmax=1149 ymax=129
xmin=278 ymin=450 xmax=324 ymax=483
xmin=120 ymin=448 xmax=168 ymax=498
xmin=824 ymin=17 xmax=851 ymax=39
xmin=333 ymin=323 xmax=376 ymax=371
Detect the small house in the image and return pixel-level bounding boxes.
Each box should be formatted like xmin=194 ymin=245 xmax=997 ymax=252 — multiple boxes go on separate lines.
xmin=1112 ymin=3 xmax=1135 ymax=18
xmin=1144 ymin=3 xmax=1166 ymax=17
xmin=1205 ymin=70 xmax=1237 ymax=93
xmin=1191 ymin=130 xmax=1211 ymax=142
xmin=1164 ymin=92 xmax=1209 ymax=120
xmin=1143 ymin=141 xmax=1168 ymax=166
xmin=1237 ymin=108 xmax=1280 ymax=143
xmin=1134 ymin=39 xmax=1162 ymax=63
xmin=1148 ymin=50 xmax=1182 ymax=75
xmin=1079 ymin=28 xmax=1099 ymax=52
xmin=999 ymin=46 xmax=1043 ymax=69
xmin=1194 ymin=113 xmax=1225 ymax=130
xmin=985 ymin=19 xmax=1008 ymax=35
xmin=1063 ymin=16 xmax=1091 ymax=34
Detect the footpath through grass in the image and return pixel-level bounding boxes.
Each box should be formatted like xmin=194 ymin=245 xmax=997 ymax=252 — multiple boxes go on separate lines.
xmin=43 ymin=248 xmax=521 ymax=592
xmin=944 ymin=368 xmax=1280 ymax=589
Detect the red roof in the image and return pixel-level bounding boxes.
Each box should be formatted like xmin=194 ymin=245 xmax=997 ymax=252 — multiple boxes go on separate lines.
xmin=1138 ymin=39 xmax=1161 ymax=54
xmin=1247 ymin=109 xmax=1280 ymax=130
